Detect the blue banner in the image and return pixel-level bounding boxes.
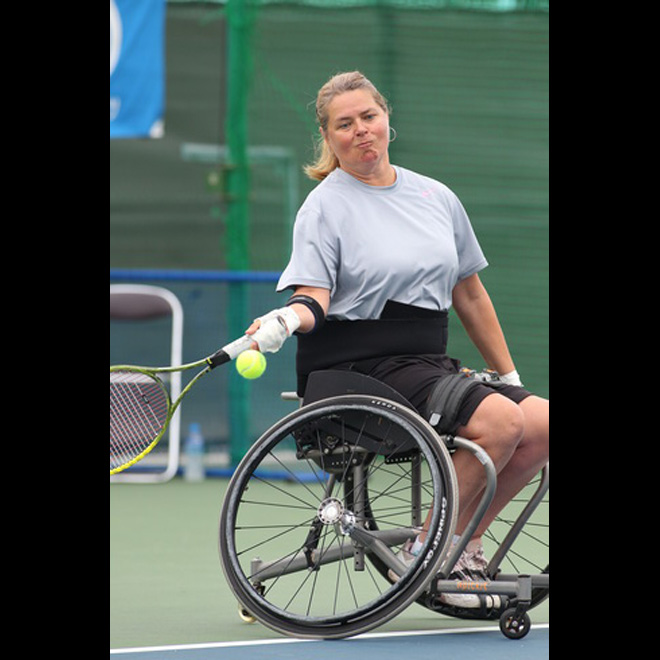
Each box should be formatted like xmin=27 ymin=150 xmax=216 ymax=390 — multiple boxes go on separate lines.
xmin=110 ymin=0 xmax=165 ymax=139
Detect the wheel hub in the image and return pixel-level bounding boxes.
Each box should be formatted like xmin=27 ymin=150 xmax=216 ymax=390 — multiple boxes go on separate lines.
xmin=317 ymin=497 xmax=344 ymax=524
xmin=317 ymin=497 xmax=356 ymax=535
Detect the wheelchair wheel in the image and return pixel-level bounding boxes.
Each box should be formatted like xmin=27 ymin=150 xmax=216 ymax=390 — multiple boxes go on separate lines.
xmin=219 ymin=395 xmax=458 ymax=639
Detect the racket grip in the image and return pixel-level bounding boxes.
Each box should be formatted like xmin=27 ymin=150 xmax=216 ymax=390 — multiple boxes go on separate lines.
xmin=207 ymin=335 xmax=253 ymax=368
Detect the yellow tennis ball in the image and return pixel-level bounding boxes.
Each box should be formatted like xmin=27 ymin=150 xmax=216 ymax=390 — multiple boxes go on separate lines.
xmin=235 ymin=349 xmax=267 ymax=380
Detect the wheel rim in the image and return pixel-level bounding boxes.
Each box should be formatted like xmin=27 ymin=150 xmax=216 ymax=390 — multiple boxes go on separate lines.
xmin=220 ymin=397 xmax=457 ymax=637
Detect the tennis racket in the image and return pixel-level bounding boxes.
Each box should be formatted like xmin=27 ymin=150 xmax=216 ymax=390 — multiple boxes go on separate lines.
xmin=110 ymin=335 xmax=253 ymax=475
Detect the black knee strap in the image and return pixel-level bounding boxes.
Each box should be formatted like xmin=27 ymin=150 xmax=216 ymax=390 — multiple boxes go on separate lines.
xmin=423 ymin=372 xmax=483 ymax=435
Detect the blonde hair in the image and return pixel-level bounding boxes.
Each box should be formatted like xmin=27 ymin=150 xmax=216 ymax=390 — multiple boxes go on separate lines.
xmin=304 ymin=71 xmax=391 ymax=181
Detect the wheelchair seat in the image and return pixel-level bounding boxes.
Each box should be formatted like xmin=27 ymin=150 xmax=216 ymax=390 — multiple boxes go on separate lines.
xmin=302 ymin=370 xmax=415 ymax=409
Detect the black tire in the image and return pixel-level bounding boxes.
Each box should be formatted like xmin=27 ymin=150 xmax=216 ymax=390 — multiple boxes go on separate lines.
xmin=219 ymin=395 xmax=458 ymax=639
xmin=499 ymin=607 xmax=531 ymax=639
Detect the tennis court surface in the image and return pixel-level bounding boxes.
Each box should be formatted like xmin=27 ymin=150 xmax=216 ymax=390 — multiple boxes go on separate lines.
xmin=110 ymin=480 xmax=548 ymax=658
xmin=111 ymin=626 xmax=549 ymax=659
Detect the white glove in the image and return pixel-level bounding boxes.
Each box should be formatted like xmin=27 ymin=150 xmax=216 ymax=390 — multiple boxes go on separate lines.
xmin=499 ymin=369 xmax=523 ymax=387
xmin=250 ymin=306 xmax=301 ymax=354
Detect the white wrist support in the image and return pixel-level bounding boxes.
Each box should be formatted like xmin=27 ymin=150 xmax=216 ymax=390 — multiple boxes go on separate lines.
xmin=251 ymin=307 xmax=301 ymax=354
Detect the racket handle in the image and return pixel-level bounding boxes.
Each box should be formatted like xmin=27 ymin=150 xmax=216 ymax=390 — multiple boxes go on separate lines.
xmin=207 ymin=335 xmax=253 ymax=369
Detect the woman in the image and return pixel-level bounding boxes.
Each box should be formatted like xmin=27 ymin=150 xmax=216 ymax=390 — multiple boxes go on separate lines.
xmin=247 ymin=71 xmax=549 ymax=608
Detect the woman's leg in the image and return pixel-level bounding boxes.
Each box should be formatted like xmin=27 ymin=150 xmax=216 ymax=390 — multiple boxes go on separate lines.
xmin=454 ymin=394 xmax=549 ymax=540
xmin=418 ymin=392 xmax=525 ymax=543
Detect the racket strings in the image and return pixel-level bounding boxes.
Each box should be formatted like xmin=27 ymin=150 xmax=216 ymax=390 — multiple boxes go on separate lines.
xmin=110 ymin=371 xmax=169 ymax=470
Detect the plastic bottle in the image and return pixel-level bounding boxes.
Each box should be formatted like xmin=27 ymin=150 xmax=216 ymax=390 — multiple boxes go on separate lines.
xmin=184 ymin=422 xmax=205 ymax=482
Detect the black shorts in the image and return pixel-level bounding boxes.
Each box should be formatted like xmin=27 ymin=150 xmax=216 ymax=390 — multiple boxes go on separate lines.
xmin=333 ymin=354 xmax=532 ymax=432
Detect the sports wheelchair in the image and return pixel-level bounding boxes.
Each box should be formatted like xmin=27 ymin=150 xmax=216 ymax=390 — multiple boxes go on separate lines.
xmin=219 ymin=370 xmax=548 ymax=640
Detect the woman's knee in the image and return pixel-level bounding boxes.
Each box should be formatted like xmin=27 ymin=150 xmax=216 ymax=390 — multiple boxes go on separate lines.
xmin=493 ymin=398 xmax=526 ymax=450
xmin=519 ymin=395 xmax=549 ymax=460
xmin=459 ymin=394 xmax=525 ymax=461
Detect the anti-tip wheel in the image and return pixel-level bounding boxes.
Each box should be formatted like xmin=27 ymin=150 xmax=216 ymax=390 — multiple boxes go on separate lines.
xmin=499 ymin=607 xmax=531 ymax=639
xmin=238 ymin=602 xmax=256 ymax=623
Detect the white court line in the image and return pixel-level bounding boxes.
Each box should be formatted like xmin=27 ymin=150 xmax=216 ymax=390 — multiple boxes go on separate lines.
xmin=110 ymin=623 xmax=549 ymax=655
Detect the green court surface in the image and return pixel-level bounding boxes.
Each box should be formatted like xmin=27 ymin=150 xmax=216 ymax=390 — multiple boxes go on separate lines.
xmin=110 ymin=478 xmax=548 ymax=651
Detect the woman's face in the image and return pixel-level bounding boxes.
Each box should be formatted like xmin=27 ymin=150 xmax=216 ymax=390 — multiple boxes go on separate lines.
xmin=323 ymin=89 xmax=392 ymax=183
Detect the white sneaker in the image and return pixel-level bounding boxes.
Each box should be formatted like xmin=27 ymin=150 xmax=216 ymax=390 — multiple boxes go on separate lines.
xmin=387 ymin=538 xmax=418 ymax=583
xmin=439 ymin=542 xmax=501 ymax=609
xmin=388 ymin=538 xmax=500 ymax=610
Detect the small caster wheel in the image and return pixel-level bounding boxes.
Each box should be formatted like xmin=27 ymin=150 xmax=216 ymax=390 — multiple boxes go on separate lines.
xmin=238 ymin=602 xmax=256 ymax=623
xmin=499 ymin=607 xmax=531 ymax=639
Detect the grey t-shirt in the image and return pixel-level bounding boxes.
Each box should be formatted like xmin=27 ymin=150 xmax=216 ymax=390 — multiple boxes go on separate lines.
xmin=277 ymin=165 xmax=488 ymax=320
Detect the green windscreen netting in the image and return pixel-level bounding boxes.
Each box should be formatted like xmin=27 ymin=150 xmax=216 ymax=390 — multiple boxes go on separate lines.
xmin=111 ymin=0 xmax=548 ymax=272
xmin=111 ymin=0 xmax=549 ymax=428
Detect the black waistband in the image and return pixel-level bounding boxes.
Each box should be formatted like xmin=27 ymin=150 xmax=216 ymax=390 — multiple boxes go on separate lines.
xmin=295 ymin=306 xmax=448 ymax=395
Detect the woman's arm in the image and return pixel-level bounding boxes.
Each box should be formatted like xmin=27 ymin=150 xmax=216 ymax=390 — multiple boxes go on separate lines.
xmin=288 ymin=286 xmax=331 ymax=334
xmin=451 ymin=273 xmax=517 ymax=377
xmin=245 ymin=286 xmax=330 ymax=351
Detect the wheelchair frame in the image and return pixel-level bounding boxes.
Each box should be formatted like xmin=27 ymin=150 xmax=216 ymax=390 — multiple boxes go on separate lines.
xmin=219 ymin=371 xmax=548 ymax=641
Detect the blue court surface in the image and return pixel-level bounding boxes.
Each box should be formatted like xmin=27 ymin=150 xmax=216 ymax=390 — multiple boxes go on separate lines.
xmin=110 ymin=625 xmax=549 ymax=660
